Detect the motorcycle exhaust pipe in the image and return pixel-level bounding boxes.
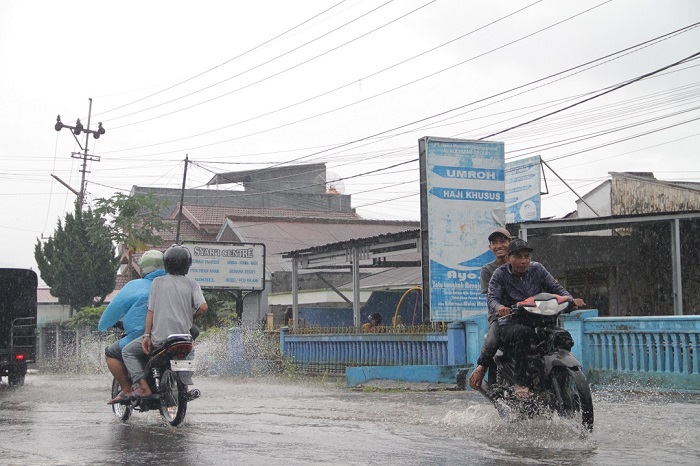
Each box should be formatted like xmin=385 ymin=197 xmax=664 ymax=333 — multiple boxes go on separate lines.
xmin=186 ymin=389 xmax=201 ymax=401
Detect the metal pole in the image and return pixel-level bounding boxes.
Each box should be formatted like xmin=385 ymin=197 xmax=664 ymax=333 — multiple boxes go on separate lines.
xmin=671 ymin=219 xmax=683 ymax=315
xmin=352 ymin=247 xmax=361 ymax=327
xmin=541 ymin=159 xmax=600 ymax=217
xmin=79 ymin=98 xmax=93 ymax=208
xmin=175 ymin=155 xmax=188 ymax=243
xmin=291 ymin=257 xmax=299 ymax=328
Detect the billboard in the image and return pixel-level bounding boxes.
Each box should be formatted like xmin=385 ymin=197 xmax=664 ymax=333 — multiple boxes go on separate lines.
xmin=419 ymin=137 xmax=505 ymax=321
xmin=505 ymin=155 xmax=541 ymax=223
xmin=183 ymin=242 xmax=265 ymax=291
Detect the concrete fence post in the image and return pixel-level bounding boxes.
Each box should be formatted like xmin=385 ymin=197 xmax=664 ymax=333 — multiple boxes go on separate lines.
xmin=561 ymin=309 xmax=598 ymax=373
xmin=447 ymin=321 xmax=466 ymax=365
xmin=279 ymin=326 xmax=289 ymax=356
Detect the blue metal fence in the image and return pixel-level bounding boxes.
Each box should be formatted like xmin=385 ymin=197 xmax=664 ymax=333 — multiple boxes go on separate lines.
xmin=270 ymin=312 xmax=700 ymax=391
xmin=279 ymin=327 xmax=450 ymax=374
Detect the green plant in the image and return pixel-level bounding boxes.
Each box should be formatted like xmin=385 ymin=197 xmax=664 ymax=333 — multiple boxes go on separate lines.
xmin=69 ymin=305 xmax=106 ymax=329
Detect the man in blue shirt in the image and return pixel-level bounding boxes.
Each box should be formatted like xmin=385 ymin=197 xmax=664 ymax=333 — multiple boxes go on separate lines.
xmin=487 ymin=238 xmax=584 ymax=399
xmin=98 ymin=250 xmax=166 ymax=404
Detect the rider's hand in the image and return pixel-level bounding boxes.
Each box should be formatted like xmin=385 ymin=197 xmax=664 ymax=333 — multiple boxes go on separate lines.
xmin=497 ymin=306 xmax=510 ymax=317
xmin=572 ymin=298 xmax=585 ymax=309
xmin=142 ymin=335 xmax=151 ymax=354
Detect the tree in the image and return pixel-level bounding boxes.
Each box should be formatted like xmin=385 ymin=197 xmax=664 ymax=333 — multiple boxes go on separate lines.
xmin=94 ymin=192 xmax=172 ymax=277
xmin=35 ymin=203 xmax=119 ymax=314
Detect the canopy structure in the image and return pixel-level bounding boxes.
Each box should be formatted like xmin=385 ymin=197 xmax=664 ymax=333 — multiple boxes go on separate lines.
xmin=517 ymin=210 xmax=700 ymax=315
xmin=282 ymin=230 xmax=421 ymax=327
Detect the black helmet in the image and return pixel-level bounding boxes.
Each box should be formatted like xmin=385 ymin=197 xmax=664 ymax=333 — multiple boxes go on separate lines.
xmin=164 ymin=244 xmax=192 ymax=275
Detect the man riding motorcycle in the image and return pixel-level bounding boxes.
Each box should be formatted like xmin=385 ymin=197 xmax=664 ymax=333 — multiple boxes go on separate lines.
xmin=98 ymin=250 xmax=166 ymax=404
xmin=485 ymin=238 xmax=584 ymax=399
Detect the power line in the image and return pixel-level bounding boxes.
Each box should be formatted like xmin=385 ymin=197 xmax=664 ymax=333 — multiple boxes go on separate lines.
xmin=92 ymin=1 xmax=349 ymax=119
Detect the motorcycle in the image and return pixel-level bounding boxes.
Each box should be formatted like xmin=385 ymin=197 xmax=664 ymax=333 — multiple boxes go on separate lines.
xmin=111 ymin=333 xmax=201 ymax=426
xmin=477 ymin=293 xmax=594 ymax=432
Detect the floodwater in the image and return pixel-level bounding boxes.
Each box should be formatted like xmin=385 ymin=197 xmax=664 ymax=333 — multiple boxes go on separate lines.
xmin=0 ymin=372 xmax=699 ymax=465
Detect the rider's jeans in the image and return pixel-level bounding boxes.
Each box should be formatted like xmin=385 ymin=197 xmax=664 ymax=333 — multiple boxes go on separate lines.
xmin=498 ymin=323 xmax=535 ymax=385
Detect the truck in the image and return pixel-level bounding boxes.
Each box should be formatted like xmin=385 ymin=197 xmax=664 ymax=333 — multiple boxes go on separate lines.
xmin=0 ymin=268 xmax=37 ymax=387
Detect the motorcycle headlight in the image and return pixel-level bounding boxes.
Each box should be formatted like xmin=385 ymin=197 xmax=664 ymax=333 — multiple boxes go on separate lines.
xmin=534 ymin=299 xmax=561 ymax=316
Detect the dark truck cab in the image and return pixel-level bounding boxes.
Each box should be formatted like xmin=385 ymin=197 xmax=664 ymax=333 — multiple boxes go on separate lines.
xmin=0 ymin=268 xmax=37 ymax=387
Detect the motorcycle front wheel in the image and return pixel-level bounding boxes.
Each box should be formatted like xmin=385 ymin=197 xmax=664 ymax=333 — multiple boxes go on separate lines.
xmin=551 ymin=368 xmax=594 ymax=432
xmin=110 ymin=378 xmax=132 ymax=422
xmin=159 ymin=369 xmax=188 ymax=426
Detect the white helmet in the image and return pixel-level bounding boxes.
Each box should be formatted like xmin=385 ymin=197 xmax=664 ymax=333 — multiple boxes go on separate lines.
xmin=138 ymin=250 xmax=164 ymax=275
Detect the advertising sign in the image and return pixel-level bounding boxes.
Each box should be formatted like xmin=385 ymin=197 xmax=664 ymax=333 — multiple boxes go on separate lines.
xmin=419 ymin=137 xmax=505 ymax=321
xmin=183 ymin=242 xmax=265 ymax=290
xmin=505 ymin=155 xmax=541 ymax=223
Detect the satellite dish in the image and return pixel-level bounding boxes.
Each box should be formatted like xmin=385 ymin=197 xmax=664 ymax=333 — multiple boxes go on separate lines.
xmin=314 ymin=171 xmax=345 ymax=194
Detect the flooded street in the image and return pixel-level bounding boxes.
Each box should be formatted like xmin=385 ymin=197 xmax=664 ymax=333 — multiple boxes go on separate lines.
xmin=1 ymin=372 xmax=699 ymax=465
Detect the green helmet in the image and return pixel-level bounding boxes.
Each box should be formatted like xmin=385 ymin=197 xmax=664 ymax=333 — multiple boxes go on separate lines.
xmin=138 ymin=250 xmax=164 ymax=275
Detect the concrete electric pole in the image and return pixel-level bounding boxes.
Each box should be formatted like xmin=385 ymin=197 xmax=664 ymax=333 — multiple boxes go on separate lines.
xmin=53 ymin=98 xmax=106 ymax=208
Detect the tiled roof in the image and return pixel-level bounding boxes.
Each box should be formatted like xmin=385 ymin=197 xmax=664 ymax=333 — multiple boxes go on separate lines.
xmin=158 ymin=219 xmax=217 ymax=243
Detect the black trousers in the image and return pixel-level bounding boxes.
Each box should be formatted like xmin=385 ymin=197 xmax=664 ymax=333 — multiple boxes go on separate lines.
xmin=498 ymin=322 xmax=535 ymax=385
xmin=477 ymin=316 xmax=500 ymax=368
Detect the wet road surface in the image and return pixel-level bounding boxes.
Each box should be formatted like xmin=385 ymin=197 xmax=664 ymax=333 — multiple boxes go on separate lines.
xmin=1 ymin=373 xmax=699 ymax=465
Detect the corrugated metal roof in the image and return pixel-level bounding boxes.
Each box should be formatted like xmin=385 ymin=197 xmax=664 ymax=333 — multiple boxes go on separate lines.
xmin=37 ymin=287 xmax=119 ymax=304
xmin=179 ymin=204 xmax=364 ymax=224
xmin=349 ymin=264 xmax=422 ymax=290
xmin=225 ymin=220 xmax=419 ymax=273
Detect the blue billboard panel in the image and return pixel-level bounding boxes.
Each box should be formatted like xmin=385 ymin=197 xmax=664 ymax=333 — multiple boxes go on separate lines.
xmin=505 ymin=155 xmax=541 ymax=223
xmin=420 ymin=137 xmax=505 ymax=321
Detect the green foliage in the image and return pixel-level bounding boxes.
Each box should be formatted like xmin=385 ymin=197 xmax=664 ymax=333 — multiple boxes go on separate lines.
xmin=68 ymin=305 xmax=106 ymax=329
xmin=94 ymin=192 xmax=172 ymax=250
xmin=199 ymin=289 xmax=240 ymax=330
xmin=35 ymin=203 xmax=119 ymax=310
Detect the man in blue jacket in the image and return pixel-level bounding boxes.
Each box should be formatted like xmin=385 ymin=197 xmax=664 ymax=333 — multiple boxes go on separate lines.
xmin=98 ymin=250 xmax=165 ymax=404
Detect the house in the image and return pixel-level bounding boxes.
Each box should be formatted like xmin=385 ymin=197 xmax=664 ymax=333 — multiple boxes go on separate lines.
xmin=129 ymin=163 xmax=419 ymax=324
xmin=37 ymin=287 xmax=120 ymax=327
xmin=518 ymin=172 xmax=700 ymax=317
xmin=574 ymin=172 xmax=700 ymax=218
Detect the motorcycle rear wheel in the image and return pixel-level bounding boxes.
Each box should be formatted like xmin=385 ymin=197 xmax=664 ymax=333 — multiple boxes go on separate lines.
xmin=159 ymin=369 xmax=188 ymax=426
xmin=110 ymin=378 xmax=132 ymax=422
xmin=552 ymin=368 xmax=594 ymax=432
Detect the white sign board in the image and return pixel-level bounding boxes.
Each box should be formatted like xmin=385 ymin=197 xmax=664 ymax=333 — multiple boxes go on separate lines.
xmin=419 ymin=137 xmax=505 ymax=321
xmin=505 ymin=155 xmax=541 ymax=223
xmin=183 ymin=242 xmax=265 ymax=290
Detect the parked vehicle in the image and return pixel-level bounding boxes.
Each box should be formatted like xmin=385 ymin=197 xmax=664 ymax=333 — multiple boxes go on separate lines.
xmin=0 ymin=268 xmax=37 ymax=387
xmin=477 ymin=293 xmax=594 ymax=432
xmin=111 ymin=333 xmax=200 ymax=426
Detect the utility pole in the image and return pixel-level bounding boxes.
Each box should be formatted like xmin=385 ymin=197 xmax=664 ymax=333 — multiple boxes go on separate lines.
xmin=175 ymin=155 xmax=189 ymax=243
xmin=54 ymin=98 xmax=106 ymax=208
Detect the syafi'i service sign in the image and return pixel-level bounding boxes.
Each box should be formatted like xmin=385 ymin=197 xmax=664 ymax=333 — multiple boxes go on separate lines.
xmin=183 ymin=242 xmax=265 ymax=290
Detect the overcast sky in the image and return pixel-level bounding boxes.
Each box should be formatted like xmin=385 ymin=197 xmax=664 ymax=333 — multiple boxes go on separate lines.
xmin=1 ymin=0 xmax=699 ymax=275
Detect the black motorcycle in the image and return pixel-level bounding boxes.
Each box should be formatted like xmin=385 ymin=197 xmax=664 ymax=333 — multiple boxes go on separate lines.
xmin=111 ymin=333 xmax=200 ymax=426
xmin=477 ymin=293 xmax=594 ymax=432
